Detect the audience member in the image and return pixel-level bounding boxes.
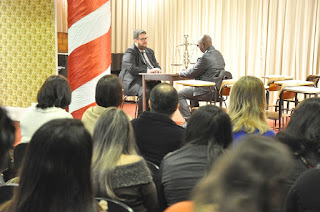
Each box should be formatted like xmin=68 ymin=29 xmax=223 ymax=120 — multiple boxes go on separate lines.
xmin=131 ymin=83 xmax=184 ymax=166
xmin=158 ymin=105 xmax=232 ymax=210
xmin=119 ymin=29 xmax=161 ymax=114
xmin=91 ymin=107 xmax=159 ymax=212
xmin=0 ymin=119 xmax=102 ymax=212
xmin=178 ymin=34 xmax=225 ymax=127
xmin=0 ymin=107 xmax=15 ymax=184
xmin=192 ymin=136 xmax=292 ymax=212
xmin=284 ymin=166 xmax=320 ymax=212
xmin=276 ymin=97 xmax=320 ymax=188
xmin=228 ymin=76 xmax=275 ymax=143
xmin=20 ymin=75 xmax=72 ymax=143
xmin=82 ymin=74 xmax=123 ymax=134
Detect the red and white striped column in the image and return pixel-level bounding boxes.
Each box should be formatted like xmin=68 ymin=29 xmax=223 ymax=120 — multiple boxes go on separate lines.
xmin=68 ymin=0 xmax=111 ymax=119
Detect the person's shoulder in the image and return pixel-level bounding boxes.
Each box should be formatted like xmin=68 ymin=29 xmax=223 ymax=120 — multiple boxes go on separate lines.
xmin=263 ymin=130 xmax=276 ymax=137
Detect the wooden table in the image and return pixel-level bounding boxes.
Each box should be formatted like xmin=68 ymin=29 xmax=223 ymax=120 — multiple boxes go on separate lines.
xmin=176 ymin=80 xmax=217 ymax=105
xmin=262 ymin=75 xmax=294 ymax=80
xmin=278 ymin=86 xmax=320 ymax=129
xmin=139 ymin=73 xmax=188 ymax=111
xmin=274 ymin=80 xmax=314 ymax=86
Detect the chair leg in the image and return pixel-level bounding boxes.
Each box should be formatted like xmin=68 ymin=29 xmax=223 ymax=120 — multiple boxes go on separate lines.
xmin=134 ymin=97 xmax=139 ymax=118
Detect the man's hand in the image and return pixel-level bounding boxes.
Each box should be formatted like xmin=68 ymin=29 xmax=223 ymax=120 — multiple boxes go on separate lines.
xmin=148 ymin=68 xmax=162 ymax=73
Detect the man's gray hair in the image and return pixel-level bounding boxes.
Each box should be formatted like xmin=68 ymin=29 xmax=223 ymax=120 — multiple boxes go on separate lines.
xmin=133 ymin=29 xmax=146 ymax=39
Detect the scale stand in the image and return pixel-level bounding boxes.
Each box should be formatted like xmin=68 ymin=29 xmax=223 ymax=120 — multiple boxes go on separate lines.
xmin=171 ymin=35 xmax=197 ymax=70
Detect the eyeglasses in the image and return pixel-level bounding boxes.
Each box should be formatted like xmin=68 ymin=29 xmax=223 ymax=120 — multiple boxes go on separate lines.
xmin=138 ymin=37 xmax=148 ymax=41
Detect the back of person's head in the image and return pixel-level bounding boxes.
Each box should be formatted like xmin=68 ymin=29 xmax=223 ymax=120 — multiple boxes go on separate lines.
xmin=185 ymin=105 xmax=232 ymax=147
xmin=149 ymin=83 xmax=179 ymax=116
xmin=229 ymin=76 xmax=269 ymax=134
xmin=92 ymin=107 xmax=137 ymax=199
xmin=192 ymin=136 xmax=293 ymax=212
xmin=36 ymin=75 xmax=71 ymax=109
xmin=95 ymin=74 xmax=123 ymax=108
xmin=0 ymin=119 xmax=97 ymax=212
xmin=185 ymin=105 xmax=232 ymax=168
xmin=0 ymin=107 xmax=15 ymax=172
xmin=276 ymin=97 xmax=320 ymax=156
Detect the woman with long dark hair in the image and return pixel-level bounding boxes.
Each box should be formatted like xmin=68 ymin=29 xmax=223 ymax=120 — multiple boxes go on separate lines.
xmin=276 ymin=97 xmax=320 ymax=187
xmin=0 ymin=119 xmax=101 ymax=212
xmin=158 ymin=105 xmax=233 ymax=210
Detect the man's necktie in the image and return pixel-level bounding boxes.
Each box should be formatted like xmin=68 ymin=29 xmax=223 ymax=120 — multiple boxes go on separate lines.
xmin=141 ymin=51 xmax=154 ymax=69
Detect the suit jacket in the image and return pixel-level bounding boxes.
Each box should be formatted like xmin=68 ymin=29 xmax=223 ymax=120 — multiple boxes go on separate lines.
xmin=119 ymin=44 xmax=161 ymax=96
xmin=179 ymin=46 xmax=225 ymax=96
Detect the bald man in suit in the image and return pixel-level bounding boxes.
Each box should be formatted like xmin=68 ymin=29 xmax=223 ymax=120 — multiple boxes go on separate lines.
xmin=178 ymin=35 xmax=226 ymax=127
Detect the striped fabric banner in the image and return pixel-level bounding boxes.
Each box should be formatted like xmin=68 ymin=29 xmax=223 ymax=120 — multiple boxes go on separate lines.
xmin=68 ymin=0 xmax=111 ymax=119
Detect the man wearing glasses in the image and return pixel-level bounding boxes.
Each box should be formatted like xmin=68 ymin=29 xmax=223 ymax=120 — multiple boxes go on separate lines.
xmin=120 ymin=29 xmax=162 ymax=115
xmin=178 ymin=35 xmax=226 ymax=127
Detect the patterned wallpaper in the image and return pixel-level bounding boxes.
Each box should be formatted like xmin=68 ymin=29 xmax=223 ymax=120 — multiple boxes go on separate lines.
xmin=0 ymin=0 xmax=56 ymax=107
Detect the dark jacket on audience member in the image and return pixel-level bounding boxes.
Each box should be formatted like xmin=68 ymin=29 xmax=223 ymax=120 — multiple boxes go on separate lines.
xmin=158 ymin=144 xmax=212 ymax=210
xmin=284 ymin=153 xmax=319 ymax=189
xmin=284 ymin=167 xmax=320 ymax=212
xmin=98 ymin=159 xmax=158 ymax=212
xmin=131 ymin=111 xmax=184 ymax=166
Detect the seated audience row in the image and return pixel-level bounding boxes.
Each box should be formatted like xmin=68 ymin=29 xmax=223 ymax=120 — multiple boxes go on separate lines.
xmin=6 ymin=73 xmax=319 ymax=212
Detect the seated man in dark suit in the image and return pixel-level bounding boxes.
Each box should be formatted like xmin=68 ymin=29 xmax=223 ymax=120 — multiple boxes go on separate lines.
xmin=178 ymin=34 xmax=226 ymax=126
xmin=119 ymin=29 xmax=161 ymax=115
xmin=131 ymin=83 xmax=184 ymax=166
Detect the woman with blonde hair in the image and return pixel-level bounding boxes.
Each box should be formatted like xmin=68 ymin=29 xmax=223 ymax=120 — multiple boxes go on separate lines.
xmin=228 ymin=76 xmax=275 ymax=143
xmin=91 ymin=107 xmax=158 ymax=212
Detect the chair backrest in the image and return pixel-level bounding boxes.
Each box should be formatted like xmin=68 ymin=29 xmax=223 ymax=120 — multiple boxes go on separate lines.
xmin=95 ymin=197 xmax=134 ymax=212
xmin=306 ymin=75 xmax=319 ymax=87
xmin=267 ymin=76 xmax=285 ymax=92
xmin=0 ymin=184 xmax=18 ymax=205
xmin=146 ymin=160 xmax=160 ymax=183
xmin=14 ymin=143 xmax=29 ymax=171
xmin=223 ymin=71 xmax=233 ymax=80
xmin=213 ymin=70 xmax=226 ymax=92
xmin=218 ymin=71 xmax=234 ymax=96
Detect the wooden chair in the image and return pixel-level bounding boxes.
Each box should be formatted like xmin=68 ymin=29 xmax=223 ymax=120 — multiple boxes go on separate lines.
xmin=306 ymin=75 xmax=319 ymax=87
xmin=122 ymin=95 xmax=139 ymax=118
xmin=266 ymin=110 xmax=291 ymax=130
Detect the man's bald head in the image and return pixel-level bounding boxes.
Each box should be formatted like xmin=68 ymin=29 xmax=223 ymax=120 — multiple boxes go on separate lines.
xmin=149 ymin=83 xmax=179 ymax=116
xmin=198 ymin=34 xmax=213 ymax=53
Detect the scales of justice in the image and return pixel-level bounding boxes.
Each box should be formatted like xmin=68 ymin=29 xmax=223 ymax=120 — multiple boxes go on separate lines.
xmin=171 ymin=35 xmax=200 ymax=70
